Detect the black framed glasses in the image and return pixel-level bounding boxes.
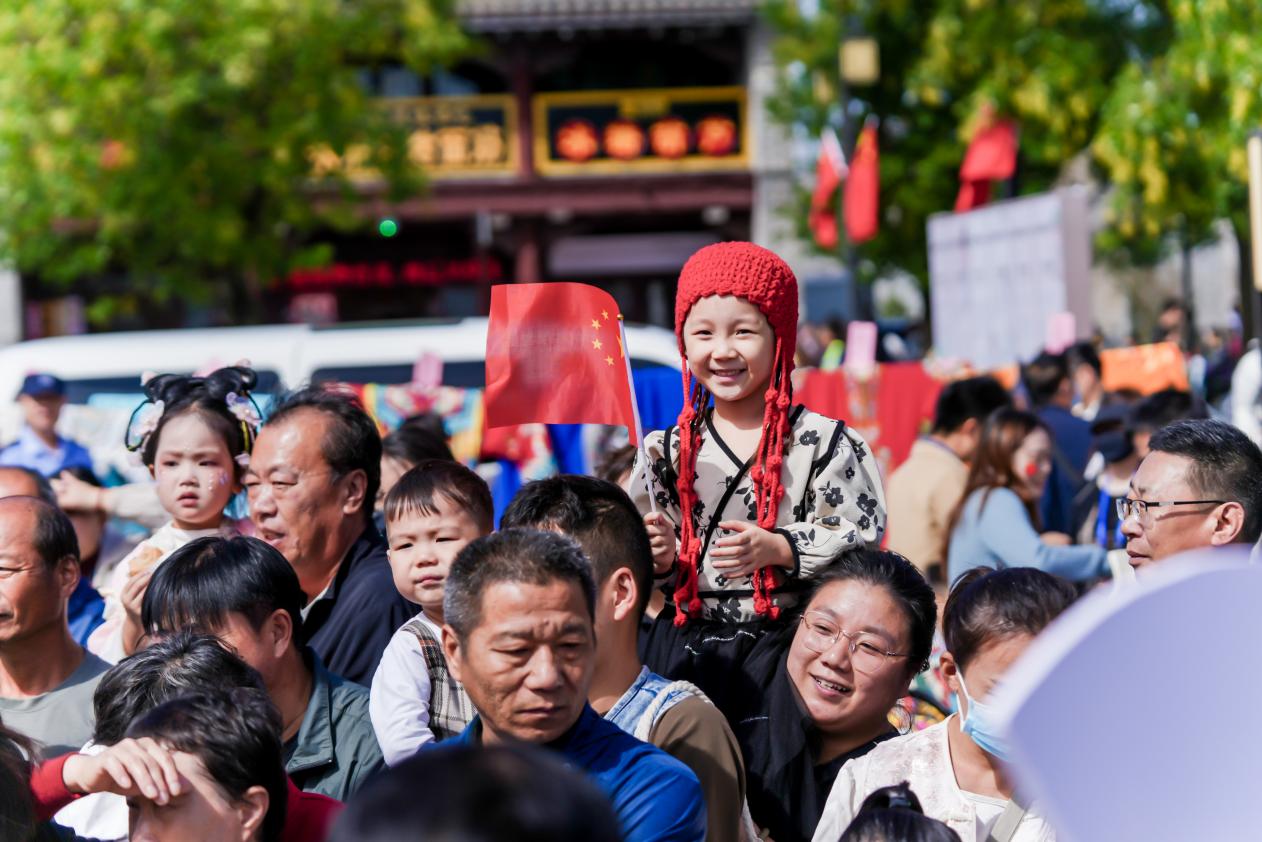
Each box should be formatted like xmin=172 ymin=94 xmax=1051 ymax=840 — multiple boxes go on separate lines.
xmin=1115 ymin=497 xmax=1228 ymax=522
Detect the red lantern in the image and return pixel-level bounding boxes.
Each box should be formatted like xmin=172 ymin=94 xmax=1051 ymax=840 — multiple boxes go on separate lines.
xmin=649 ymin=117 xmax=690 ymax=159
xmin=556 ymin=119 xmax=599 ymax=163
xmin=603 ymin=119 xmax=645 ymax=161
xmin=696 ymin=115 xmax=738 ymax=157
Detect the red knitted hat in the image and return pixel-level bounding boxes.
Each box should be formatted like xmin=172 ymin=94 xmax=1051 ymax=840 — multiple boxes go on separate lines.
xmin=674 ymin=241 xmax=799 ymax=362
xmin=671 ymin=241 xmax=799 ymax=625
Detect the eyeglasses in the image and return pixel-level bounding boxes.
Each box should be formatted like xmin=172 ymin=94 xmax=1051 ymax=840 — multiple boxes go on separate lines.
xmin=1115 ymin=497 xmax=1228 ymax=522
xmin=798 ymin=611 xmax=908 ymax=674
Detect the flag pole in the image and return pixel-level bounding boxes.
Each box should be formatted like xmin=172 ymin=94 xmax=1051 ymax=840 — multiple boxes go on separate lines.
xmin=618 ymin=316 xmax=657 ymax=514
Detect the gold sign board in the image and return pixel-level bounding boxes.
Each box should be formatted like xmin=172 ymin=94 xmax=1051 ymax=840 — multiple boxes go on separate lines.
xmin=312 ymin=94 xmax=519 ymax=180
xmin=533 ymin=86 xmax=748 ymax=176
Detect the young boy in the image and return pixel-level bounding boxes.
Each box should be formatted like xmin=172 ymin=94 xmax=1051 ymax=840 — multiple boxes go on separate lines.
xmin=369 ymin=459 xmax=493 ymax=766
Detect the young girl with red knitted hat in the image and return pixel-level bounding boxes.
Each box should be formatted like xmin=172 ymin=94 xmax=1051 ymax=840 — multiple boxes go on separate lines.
xmin=629 ymin=241 xmax=887 ymax=685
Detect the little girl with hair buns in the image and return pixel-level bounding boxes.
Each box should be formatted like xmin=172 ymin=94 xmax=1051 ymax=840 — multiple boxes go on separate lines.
xmin=88 ymin=366 xmax=260 ymax=662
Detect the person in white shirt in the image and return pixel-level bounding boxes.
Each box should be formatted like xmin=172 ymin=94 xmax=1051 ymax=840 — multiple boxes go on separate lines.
xmin=370 ymin=459 xmax=492 ymax=765
xmin=814 ymin=567 xmax=1078 ymax=842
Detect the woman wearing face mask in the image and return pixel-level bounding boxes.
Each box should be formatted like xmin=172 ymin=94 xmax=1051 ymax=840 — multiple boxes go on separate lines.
xmin=812 ymin=566 xmax=1077 ymax=842
xmin=946 ymin=409 xmax=1108 ymax=584
xmin=725 ymin=549 xmax=938 ymax=842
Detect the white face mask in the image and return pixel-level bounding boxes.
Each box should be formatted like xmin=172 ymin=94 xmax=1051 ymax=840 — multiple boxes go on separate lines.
xmin=958 ymin=671 xmax=1012 ymax=761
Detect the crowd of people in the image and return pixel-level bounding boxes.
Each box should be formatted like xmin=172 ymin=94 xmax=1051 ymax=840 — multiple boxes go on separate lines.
xmin=1 ymin=240 xmax=1260 ymax=841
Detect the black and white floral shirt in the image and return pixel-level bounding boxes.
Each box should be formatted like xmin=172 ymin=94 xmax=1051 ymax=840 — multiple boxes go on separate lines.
xmin=628 ymin=405 xmax=887 ymax=624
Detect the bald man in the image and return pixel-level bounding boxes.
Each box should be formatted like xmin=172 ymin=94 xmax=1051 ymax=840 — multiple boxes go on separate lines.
xmin=0 ymin=466 xmax=105 ymax=646
xmin=0 ymin=496 xmax=110 ymax=757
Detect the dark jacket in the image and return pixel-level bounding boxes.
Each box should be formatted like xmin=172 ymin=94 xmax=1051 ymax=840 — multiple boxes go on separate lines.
xmin=731 ymin=630 xmax=895 ymax=842
xmin=304 ymin=526 xmax=418 ymax=686
xmin=284 ymin=652 xmax=386 ymax=801
xmin=1036 ymin=405 xmax=1092 ymax=535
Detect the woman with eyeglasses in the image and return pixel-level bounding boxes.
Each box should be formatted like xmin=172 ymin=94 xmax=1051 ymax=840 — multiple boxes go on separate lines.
xmin=813 ymin=566 xmax=1076 ymax=842
xmin=722 ymin=549 xmax=937 ymax=842
xmin=946 ymin=408 xmax=1109 ymax=584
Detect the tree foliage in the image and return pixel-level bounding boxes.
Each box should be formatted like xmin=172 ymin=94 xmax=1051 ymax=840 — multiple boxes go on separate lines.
xmin=0 ymin=0 xmax=468 ymax=323
xmin=1094 ymin=0 xmax=1257 ymax=266
xmin=762 ymin=0 xmax=1171 ymax=286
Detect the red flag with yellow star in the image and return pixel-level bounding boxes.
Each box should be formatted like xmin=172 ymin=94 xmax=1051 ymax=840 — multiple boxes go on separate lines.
xmin=485 ymin=282 xmax=640 ymax=443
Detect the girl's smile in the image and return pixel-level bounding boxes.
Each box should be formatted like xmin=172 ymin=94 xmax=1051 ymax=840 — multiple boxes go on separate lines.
xmin=683 ymin=294 xmax=775 ymax=408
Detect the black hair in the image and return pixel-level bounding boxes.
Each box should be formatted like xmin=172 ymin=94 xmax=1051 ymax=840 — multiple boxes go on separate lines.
xmin=265 ymin=386 xmax=381 ymax=522
xmin=1067 ymin=341 xmax=1102 ymax=378
xmin=1129 ymin=388 xmax=1207 ymax=433
xmin=92 ymin=629 xmax=265 ymax=747
xmin=0 ymin=466 xmax=55 ymax=504
xmin=141 ymin=536 xmax=308 ymax=647
xmin=802 ymin=549 xmax=937 ymax=675
xmin=840 ymin=783 xmax=962 ymax=842
xmin=133 ymin=366 xmax=259 ymax=478
xmin=382 ymin=415 xmax=454 ymax=467
xmin=501 ymin=475 xmax=653 ymax=618
xmin=943 ymin=567 xmax=1077 ymax=671
xmin=930 ymin=376 xmax=1012 ymax=435
xmin=1148 ymin=418 xmax=1262 ymax=544
xmin=444 ymin=529 xmax=596 ymax=641
xmin=328 ymin=743 xmax=623 ymax=842
xmin=58 ymin=464 xmax=102 ymax=488
xmin=384 ymin=460 xmax=493 ymax=534
xmin=1020 ymin=352 xmax=1069 ymax=407
xmin=594 ymin=444 xmax=638 ymax=485
xmin=0 ymin=722 xmax=36 ymax=840
xmin=0 ymin=495 xmax=79 ymax=571
xmin=126 ymin=688 xmax=287 ymax=842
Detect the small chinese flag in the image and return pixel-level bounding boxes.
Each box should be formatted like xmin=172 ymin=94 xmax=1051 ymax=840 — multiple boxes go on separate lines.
xmin=809 ymin=128 xmax=847 ymax=249
xmin=955 ymin=118 xmax=1018 ymax=213
xmin=485 ymin=283 xmax=640 ymax=443
xmin=844 ymin=124 xmax=880 ymax=244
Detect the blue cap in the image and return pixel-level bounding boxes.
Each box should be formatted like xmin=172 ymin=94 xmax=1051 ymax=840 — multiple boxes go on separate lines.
xmin=18 ymin=373 xmax=66 ymax=399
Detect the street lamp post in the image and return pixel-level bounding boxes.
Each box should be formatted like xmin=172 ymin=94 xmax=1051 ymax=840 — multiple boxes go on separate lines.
xmin=837 ymin=31 xmax=878 ymax=322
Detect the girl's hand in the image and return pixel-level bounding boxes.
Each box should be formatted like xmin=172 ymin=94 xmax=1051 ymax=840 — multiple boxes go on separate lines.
xmin=709 ymin=521 xmax=794 ymax=578
xmin=120 ymin=566 xmax=154 ymax=655
xmin=643 ymin=512 xmax=677 ymax=575
xmin=62 ymin=738 xmax=184 ymax=803
xmin=1040 ymin=531 xmax=1072 ymax=547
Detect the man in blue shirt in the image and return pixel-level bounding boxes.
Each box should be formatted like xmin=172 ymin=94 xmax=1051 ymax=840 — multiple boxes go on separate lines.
xmin=443 ymin=528 xmax=707 ymax=842
xmin=1023 ymin=352 xmax=1092 ymax=535
xmin=0 ymin=374 xmax=92 ymax=477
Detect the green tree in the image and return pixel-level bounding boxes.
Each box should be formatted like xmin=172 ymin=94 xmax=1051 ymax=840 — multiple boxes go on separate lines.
xmin=0 ymin=0 xmax=468 ymax=324
xmin=761 ymin=0 xmax=1169 ymax=289
xmin=1094 ymin=0 xmax=1256 ymax=282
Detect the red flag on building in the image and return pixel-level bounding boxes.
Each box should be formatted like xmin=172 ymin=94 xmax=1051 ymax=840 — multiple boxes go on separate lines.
xmin=844 ymin=124 xmax=880 ymax=244
xmin=485 ymin=282 xmax=640 ymax=443
xmin=809 ymin=128 xmax=847 ymax=249
xmin=955 ymin=118 xmax=1018 ymax=213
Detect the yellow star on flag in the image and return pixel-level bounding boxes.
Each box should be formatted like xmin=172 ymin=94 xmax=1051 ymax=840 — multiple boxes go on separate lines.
xmin=605 ymin=356 xmax=614 ymax=366
xmin=592 ymin=339 xmax=603 ymax=350
xmin=601 ymin=310 xmax=609 ymax=320
xmin=591 ymin=319 xmax=601 ymax=329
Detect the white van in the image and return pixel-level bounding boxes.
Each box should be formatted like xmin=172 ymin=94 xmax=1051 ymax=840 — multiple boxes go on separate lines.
xmin=0 ymin=317 xmax=682 ymax=441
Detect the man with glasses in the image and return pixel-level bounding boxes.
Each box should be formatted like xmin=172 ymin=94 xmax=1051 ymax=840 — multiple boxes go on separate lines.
xmin=245 ymin=387 xmax=416 ymax=685
xmin=1120 ymin=418 xmax=1262 ymax=569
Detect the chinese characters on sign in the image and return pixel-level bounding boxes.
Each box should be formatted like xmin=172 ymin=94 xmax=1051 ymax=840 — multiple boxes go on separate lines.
xmin=312 ymin=95 xmax=519 ymax=180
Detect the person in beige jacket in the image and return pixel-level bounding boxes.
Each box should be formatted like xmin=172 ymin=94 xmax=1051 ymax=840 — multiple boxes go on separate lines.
xmin=886 ymin=377 xmax=1010 ymax=584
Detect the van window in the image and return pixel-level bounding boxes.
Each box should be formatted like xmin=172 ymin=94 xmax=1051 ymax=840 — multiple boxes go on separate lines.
xmin=62 ymin=370 xmax=282 ymax=405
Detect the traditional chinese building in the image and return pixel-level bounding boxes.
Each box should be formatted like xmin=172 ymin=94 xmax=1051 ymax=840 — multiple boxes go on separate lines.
xmin=274 ymin=0 xmax=815 ymax=328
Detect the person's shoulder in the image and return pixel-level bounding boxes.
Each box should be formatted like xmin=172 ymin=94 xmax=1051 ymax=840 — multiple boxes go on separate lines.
xmin=75 ymin=651 xmax=112 ymax=685
xmin=859 ymin=721 xmax=946 ymax=772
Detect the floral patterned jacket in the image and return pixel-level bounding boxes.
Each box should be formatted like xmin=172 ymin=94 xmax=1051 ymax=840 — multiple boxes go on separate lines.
xmin=629 ymin=405 xmax=887 ymax=624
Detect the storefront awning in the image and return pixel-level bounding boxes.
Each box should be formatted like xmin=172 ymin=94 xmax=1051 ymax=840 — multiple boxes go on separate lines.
xmin=457 ymin=0 xmax=758 ymax=32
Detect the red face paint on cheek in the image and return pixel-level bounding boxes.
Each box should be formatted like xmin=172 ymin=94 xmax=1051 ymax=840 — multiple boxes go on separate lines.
xmin=1024 ymin=462 xmax=1039 ymax=478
